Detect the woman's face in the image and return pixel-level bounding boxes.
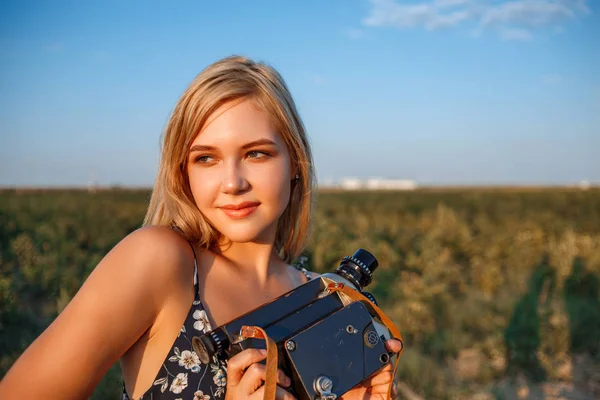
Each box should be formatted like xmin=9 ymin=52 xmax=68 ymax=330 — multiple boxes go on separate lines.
xmin=186 ymin=99 xmax=295 ymax=245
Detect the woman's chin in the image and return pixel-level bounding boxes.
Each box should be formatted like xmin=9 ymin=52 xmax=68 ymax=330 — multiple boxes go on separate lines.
xmin=216 ymin=228 xmax=275 ymax=246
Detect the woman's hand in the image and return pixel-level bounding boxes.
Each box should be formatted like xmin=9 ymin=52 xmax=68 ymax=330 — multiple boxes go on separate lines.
xmin=225 ymin=348 xmax=296 ymax=400
xmin=340 ymin=338 xmax=403 ymax=399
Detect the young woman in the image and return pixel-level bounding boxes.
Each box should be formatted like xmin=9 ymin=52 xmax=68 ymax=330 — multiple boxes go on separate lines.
xmin=0 ymin=56 xmax=401 ymax=399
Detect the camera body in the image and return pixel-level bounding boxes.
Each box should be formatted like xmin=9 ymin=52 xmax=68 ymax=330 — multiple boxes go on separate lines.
xmin=192 ymin=249 xmax=402 ymax=400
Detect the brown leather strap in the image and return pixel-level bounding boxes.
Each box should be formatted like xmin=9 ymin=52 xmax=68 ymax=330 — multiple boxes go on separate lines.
xmin=240 ymin=326 xmax=278 ymax=400
xmin=326 ymin=282 xmax=404 ymax=400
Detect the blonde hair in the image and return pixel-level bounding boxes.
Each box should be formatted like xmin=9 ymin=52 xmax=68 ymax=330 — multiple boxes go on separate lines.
xmin=143 ymin=55 xmax=316 ymax=262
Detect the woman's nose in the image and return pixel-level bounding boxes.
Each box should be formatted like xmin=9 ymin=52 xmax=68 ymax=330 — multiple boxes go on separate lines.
xmin=221 ymin=162 xmax=250 ymax=194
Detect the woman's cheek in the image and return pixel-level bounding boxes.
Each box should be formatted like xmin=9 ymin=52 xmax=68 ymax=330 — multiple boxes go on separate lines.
xmin=254 ymin=163 xmax=290 ymax=192
xmin=188 ymin=169 xmax=220 ymax=205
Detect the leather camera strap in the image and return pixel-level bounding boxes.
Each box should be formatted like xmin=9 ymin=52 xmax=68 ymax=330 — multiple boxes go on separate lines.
xmin=325 ymin=282 xmax=403 ymax=400
xmin=241 ymin=282 xmax=403 ymax=400
xmin=239 ymin=325 xmax=278 ymax=399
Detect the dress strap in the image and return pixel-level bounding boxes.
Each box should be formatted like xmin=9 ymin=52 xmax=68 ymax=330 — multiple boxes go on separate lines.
xmin=189 ymin=242 xmax=200 ymax=301
xmin=171 ymin=225 xmax=200 ymax=301
xmin=293 ymin=255 xmax=312 ymax=282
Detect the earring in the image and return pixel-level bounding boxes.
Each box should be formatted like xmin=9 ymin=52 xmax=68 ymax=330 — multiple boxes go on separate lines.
xmin=294 ymin=174 xmax=300 ymax=181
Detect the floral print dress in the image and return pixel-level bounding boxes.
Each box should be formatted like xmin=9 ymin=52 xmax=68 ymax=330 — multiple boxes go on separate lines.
xmin=122 ymin=250 xmax=312 ymax=400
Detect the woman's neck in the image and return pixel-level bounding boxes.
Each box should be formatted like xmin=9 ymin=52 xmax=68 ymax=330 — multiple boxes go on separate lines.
xmin=211 ymin=240 xmax=287 ymax=287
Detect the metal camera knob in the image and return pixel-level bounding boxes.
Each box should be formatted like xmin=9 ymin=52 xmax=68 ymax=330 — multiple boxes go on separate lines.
xmin=361 ymin=291 xmax=378 ymax=306
xmin=314 ymin=376 xmax=337 ymax=400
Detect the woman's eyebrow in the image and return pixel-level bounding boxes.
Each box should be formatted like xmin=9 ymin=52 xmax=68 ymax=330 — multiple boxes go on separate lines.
xmin=189 ymin=139 xmax=277 ymax=153
xmin=189 ymin=144 xmax=215 ymax=152
xmin=241 ymin=138 xmax=277 ymax=149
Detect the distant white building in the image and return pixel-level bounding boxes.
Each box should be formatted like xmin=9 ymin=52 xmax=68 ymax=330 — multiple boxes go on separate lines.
xmin=340 ymin=178 xmax=363 ymax=190
xmin=337 ymin=177 xmax=418 ymax=191
xmin=579 ymin=180 xmax=591 ymax=190
xmin=365 ymin=178 xmax=418 ymax=190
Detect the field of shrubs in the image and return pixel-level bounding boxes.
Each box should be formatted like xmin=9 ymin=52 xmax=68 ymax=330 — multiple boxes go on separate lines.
xmin=1 ymin=188 xmax=599 ymax=399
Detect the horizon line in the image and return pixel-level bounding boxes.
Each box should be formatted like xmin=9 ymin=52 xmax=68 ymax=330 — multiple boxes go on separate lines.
xmin=1 ymin=183 xmax=598 ymax=191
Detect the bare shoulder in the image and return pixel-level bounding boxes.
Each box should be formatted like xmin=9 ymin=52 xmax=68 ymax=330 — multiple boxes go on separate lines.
xmin=291 ymin=256 xmax=321 ymax=282
xmin=90 ymin=224 xmax=196 ymax=301
xmin=111 ymin=225 xmax=194 ymax=280
xmin=0 ymin=225 xmax=195 ymax=399
xmin=115 ymin=224 xmax=192 ymax=260
xmin=307 ymin=270 xmax=322 ymax=280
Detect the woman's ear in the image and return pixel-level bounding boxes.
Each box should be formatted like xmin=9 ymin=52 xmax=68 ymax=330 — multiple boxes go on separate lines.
xmin=290 ymin=161 xmax=299 ymax=182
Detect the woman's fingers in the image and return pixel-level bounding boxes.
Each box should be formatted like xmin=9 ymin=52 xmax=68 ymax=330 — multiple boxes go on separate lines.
xmin=362 ymin=362 xmax=394 ymax=386
xmin=238 ymin=361 xmax=291 ymax=393
xmin=252 ymin=384 xmax=297 ymax=400
xmin=364 ymin=382 xmax=395 ymax=396
xmin=226 ymin=347 xmax=294 ymax=399
xmin=384 ymin=338 xmax=403 ymax=354
xmin=226 ymin=348 xmax=268 ymax=386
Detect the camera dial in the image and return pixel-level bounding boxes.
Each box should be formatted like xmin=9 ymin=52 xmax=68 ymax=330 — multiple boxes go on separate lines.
xmin=334 ymin=248 xmax=378 ymax=291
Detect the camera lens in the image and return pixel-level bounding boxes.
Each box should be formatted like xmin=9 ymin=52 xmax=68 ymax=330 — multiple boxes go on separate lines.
xmin=192 ymin=328 xmax=229 ymax=364
xmin=335 ymin=248 xmax=378 ymax=291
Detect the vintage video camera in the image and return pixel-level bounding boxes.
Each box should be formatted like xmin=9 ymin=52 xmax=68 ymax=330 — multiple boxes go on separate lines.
xmin=192 ymin=249 xmax=403 ymax=400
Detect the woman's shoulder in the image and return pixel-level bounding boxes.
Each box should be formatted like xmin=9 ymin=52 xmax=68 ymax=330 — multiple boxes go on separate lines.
xmin=117 ymin=225 xmax=194 ymax=264
xmin=119 ymin=224 xmax=190 ymax=252
xmin=78 ymin=224 xmax=197 ymax=314
xmin=116 ymin=225 xmax=196 ymax=285
xmin=0 ymin=226 xmax=197 ymax=399
xmin=82 ymin=225 xmax=199 ymax=313
xmin=292 ymin=256 xmax=321 ymax=281
xmin=307 ymin=270 xmax=321 ymax=279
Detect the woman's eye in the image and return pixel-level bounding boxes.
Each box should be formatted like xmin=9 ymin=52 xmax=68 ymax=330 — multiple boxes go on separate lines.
xmin=247 ymin=150 xmax=269 ymax=159
xmin=195 ymin=155 xmax=215 ymax=164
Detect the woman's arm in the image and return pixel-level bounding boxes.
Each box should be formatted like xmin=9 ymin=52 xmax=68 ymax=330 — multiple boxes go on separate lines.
xmin=0 ymin=226 xmax=194 ymax=400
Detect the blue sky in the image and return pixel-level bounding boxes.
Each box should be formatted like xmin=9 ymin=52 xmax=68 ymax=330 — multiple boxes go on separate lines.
xmin=1 ymin=0 xmax=598 ymax=187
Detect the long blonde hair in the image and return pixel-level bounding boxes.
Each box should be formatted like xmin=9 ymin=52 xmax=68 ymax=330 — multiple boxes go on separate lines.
xmin=144 ymin=55 xmax=316 ymax=262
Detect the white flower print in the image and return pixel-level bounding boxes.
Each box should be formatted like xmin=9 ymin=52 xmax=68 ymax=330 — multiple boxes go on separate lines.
xmin=194 ymin=391 xmax=211 ymax=400
xmin=168 ymin=347 xmax=182 ymax=363
xmin=210 ymin=363 xmax=227 ymax=397
xmin=153 ymin=376 xmax=169 ymax=393
xmin=179 ymin=350 xmax=201 ymax=371
xmin=212 ymin=364 xmax=226 ymax=387
xmin=169 ymin=372 xmax=188 ymax=394
xmin=213 ymin=369 xmax=226 ymax=387
xmin=193 ymin=309 xmax=211 ymax=332
xmin=168 ymin=347 xmax=201 ymax=372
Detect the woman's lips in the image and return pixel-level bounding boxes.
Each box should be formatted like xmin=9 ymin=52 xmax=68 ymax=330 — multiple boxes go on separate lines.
xmin=219 ymin=202 xmax=260 ymax=219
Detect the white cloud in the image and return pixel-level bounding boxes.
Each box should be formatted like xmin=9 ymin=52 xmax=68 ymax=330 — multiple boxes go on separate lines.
xmin=362 ymin=0 xmax=590 ymax=40
xmin=479 ymin=0 xmax=581 ymax=28
xmin=363 ymin=0 xmax=472 ymax=30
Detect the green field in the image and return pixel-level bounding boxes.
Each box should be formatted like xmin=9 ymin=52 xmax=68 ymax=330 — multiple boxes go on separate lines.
xmin=1 ymin=188 xmax=599 ymax=399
